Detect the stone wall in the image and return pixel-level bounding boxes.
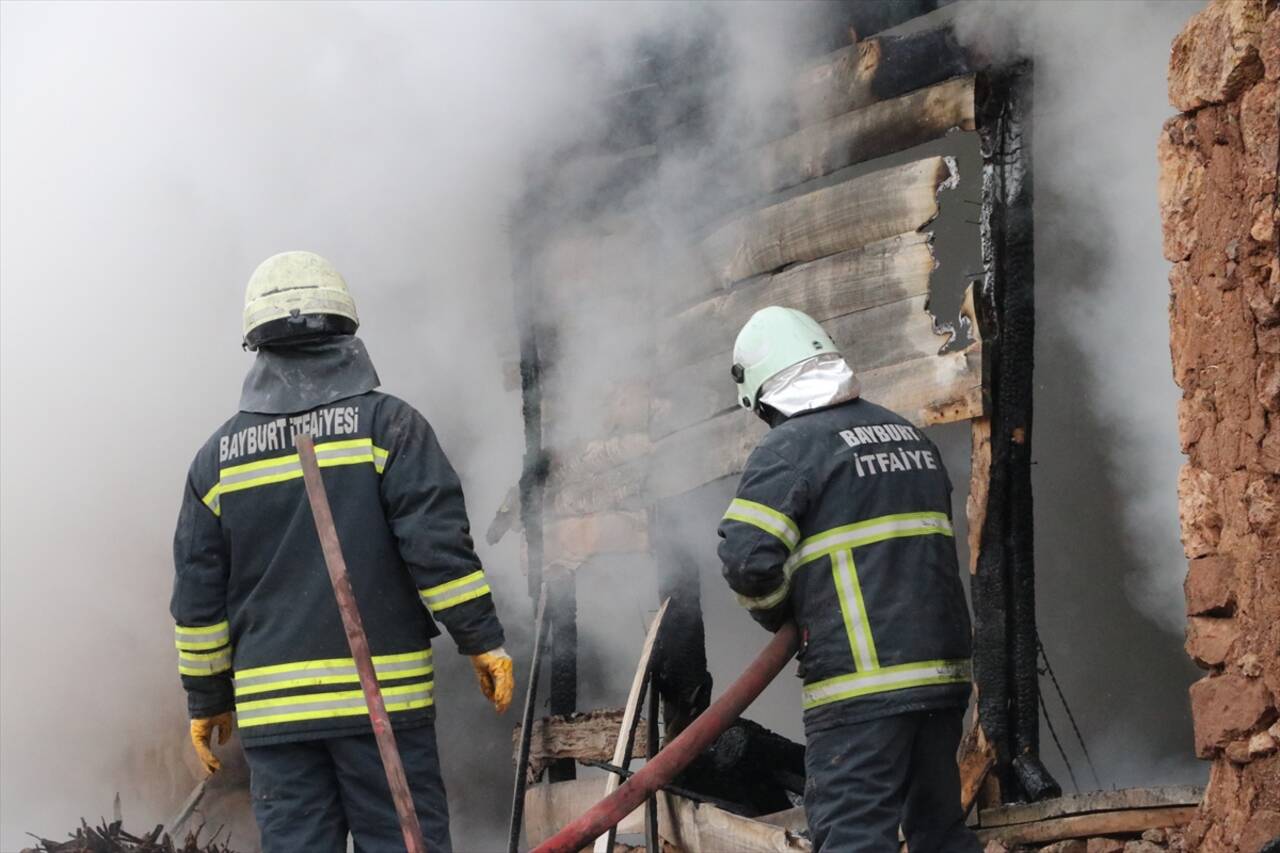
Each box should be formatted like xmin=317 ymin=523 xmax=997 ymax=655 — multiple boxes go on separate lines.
xmin=1160 ymin=0 xmax=1279 ymax=850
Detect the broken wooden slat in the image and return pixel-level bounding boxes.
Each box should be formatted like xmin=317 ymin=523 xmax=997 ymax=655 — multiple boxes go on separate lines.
xmin=753 ymin=75 xmax=975 ymax=195
xmin=653 ymin=293 xmax=955 ymax=439
xmin=977 ymin=786 xmax=1205 ymax=829
xmin=957 ymin=715 xmax=996 ymax=816
xmin=699 ymin=156 xmax=955 ymax=290
xmin=543 ymin=511 xmax=649 ymax=573
xmin=649 ymin=343 xmax=983 ymax=500
xmin=975 ymin=806 xmax=1199 ymax=845
xmin=658 ymin=231 xmax=936 ymax=374
xmin=594 ymin=600 xmax=669 ymax=853
xmin=512 ymin=709 xmax=652 ymax=784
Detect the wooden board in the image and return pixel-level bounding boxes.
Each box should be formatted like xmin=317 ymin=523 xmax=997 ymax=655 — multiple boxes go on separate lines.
xmin=522 ymin=778 xmax=646 ymax=847
xmin=975 ymin=807 xmax=1199 ymax=845
xmin=792 ymin=13 xmax=972 ymax=125
xmin=649 ymin=343 xmax=983 ymax=500
xmin=957 ymin=715 xmax=996 ymax=815
xmin=752 ymin=76 xmax=975 ymax=195
xmin=512 ymin=709 xmax=652 ymax=783
xmin=593 ymin=600 xmax=669 ymax=852
xmin=977 ymin=786 xmax=1204 ymax=829
xmin=658 ymin=231 xmax=936 ymax=374
xmin=658 ymin=794 xmax=811 ymax=853
xmin=698 ymin=156 xmax=955 ymax=289
xmin=653 ymin=292 xmax=955 ymax=439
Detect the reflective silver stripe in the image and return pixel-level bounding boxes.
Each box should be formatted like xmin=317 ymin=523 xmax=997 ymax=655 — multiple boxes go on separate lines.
xmin=736 ymin=580 xmax=790 ymax=611
xmin=833 ymin=550 xmax=876 ymax=671
xmin=219 ymin=458 xmax=299 ymax=488
xmin=420 ymin=572 xmax=490 ymax=612
xmin=315 ymin=445 xmax=376 ymax=463
xmin=235 ymin=682 xmax=434 ymax=725
xmin=175 ymin=623 xmax=230 ymax=650
xmin=786 ymin=513 xmax=953 ymax=573
xmin=802 ymin=660 xmax=971 ymax=709
xmin=723 ymin=499 xmax=800 ymax=550
xmin=234 ymin=655 xmax=430 ymax=691
xmin=179 ymin=647 xmax=233 ymax=676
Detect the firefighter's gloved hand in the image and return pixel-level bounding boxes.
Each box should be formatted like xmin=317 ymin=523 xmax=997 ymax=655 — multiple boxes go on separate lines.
xmin=190 ymin=712 xmax=234 ymax=774
xmin=470 ymin=648 xmax=514 ymax=714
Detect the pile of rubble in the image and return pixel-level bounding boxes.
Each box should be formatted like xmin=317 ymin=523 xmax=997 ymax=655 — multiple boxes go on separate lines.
xmin=21 ymin=820 xmax=242 ymax=853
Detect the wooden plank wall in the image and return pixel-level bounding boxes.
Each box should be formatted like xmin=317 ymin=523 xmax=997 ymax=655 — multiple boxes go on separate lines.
xmin=535 ymin=23 xmax=982 ymax=568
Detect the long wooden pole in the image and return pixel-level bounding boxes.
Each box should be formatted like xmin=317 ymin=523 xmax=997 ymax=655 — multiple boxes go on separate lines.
xmin=508 ymin=582 xmax=549 ymax=853
xmin=296 ymin=434 xmax=427 ymax=853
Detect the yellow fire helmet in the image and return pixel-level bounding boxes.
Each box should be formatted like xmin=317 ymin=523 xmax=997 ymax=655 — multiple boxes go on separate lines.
xmin=242 ymin=251 xmax=359 ymax=349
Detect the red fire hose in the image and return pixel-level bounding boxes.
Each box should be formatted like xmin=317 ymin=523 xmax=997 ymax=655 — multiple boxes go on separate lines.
xmin=530 ymin=622 xmax=800 ymax=853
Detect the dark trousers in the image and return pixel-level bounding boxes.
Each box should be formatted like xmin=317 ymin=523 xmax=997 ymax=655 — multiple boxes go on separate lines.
xmin=244 ymin=724 xmax=452 ymax=853
xmin=804 ymin=708 xmax=982 ymax=853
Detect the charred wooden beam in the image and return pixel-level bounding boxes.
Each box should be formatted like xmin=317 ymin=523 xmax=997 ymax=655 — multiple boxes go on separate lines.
xmin=793 ymin=8 xmax=974 ymax=126
xmin=972 ymin=62 xmax=1057 ymax=803
xmin=751 ymin=75 xmax=975 ymax=196
xmin=675 ymin=718 xmax=807 ymax=817
xmin=651 ymin=491 xmax=713 ymax=741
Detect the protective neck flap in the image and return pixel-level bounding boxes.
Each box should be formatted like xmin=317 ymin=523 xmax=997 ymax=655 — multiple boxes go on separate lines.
xmin=239 ymin=335 xmax=381 ymax=415
xmin=759 ymin=352 xmax=861 ymax=418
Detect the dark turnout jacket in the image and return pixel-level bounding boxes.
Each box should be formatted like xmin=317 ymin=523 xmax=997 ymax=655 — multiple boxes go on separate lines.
xmin=171 ymin=389 xmax=504 ymax=747
xmin=717 ymin=398 xmax=972 ymax=735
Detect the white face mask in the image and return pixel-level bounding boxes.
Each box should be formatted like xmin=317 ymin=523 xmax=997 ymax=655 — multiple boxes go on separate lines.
xmin=759 ymin=352 xmax=861 ymax=417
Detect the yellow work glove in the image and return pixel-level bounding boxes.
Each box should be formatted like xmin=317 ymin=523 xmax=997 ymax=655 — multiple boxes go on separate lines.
xmin=190 ymin=711 xmax=234 ymax=775
xmin=470 ymin=648 xmax=515 ymax=714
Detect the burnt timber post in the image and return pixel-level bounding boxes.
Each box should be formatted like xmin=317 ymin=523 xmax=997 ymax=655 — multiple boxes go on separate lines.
xmin=973 ymin=62 xmax=1059 ymax=802
xmin=512 ymin=190 xmax=577 ymax=783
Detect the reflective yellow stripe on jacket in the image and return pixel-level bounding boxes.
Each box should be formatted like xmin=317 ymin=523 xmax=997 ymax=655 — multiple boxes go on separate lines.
xmin=201 ymin=438 xmax=390 ymax=516
xmin=802 ymin=659 xmax=972 ymax=710
xmin=419 ymin=570 xmax=491 ymax=613
xmin=175 ymin=621 xmax=232 ymax=677
xmin=232 ymin=648 xmax=435 ymax=728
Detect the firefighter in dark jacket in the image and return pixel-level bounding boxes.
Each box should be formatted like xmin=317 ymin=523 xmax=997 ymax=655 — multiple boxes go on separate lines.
xmin=171 ymin=251 xmax=513 ymax=853
xmin=717 ymin=307 xmax=981 ymax=853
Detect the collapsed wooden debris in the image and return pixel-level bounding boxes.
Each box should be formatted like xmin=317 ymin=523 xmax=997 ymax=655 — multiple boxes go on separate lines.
xmin=21 ymin=819 xmax=241 ymax=853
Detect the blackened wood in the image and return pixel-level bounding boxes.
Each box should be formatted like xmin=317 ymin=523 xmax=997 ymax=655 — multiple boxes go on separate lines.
xmin=548 ymin=572 xmax=578 ymax=783
xmin=652 ymin=494 xmax=713 ymax=741
xmin=508 ymin=584 xmax=549 ymax=853
xmin=296 ymin=435 xmax=426 ymax=853
xmin=974 ymin=62 xmax=1056 ymax=802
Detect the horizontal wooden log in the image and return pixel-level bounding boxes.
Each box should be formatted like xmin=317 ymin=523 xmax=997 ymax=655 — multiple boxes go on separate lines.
xmin=658 ymin=231 xmax=935 ymax=374
xmin=793 ymin=13 xmax=972 ymax=125
xmin=975 ymin=806 xmax=1199 ymax=845
xmin=649 ymin=343 xmax=983 ymax=500
xmin=513 ymin=709 xmax=651 ymax=783
xmin=653 ymin=292 xmax=958 ymax=439
xmin=752 ymin=75 xmax=975 ymax=195
xmin=977 ymin=785 xmax=1204 ymax=829
xmin=699 ymin=156 xmax=955 ymax=289
xmin=544 ymin=511 xmax=649 ymax=572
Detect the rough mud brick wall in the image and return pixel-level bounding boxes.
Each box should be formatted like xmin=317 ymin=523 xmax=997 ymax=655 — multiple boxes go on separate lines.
xmin=1161 ymin=0 xmax=1279 ymax=850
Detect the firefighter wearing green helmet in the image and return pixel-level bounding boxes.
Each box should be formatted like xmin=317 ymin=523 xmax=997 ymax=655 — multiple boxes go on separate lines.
xmin=718 ymin=306 xmax=981 ymax=853
xmin=171 ymin=251 xmax=513 ymax=852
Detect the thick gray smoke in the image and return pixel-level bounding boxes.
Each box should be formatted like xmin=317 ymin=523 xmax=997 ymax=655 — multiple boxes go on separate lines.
xmin=0 ymin=1 xmax=827 ymax=848
xmin=1 ymin=1 xmax=1213 ymax=848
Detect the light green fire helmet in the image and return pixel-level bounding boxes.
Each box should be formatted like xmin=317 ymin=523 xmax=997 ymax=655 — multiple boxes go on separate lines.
xmin=731 ymin=306 xmax=838 ymax=411
xmin=242 ymin=251 xmax=360 ymax=349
